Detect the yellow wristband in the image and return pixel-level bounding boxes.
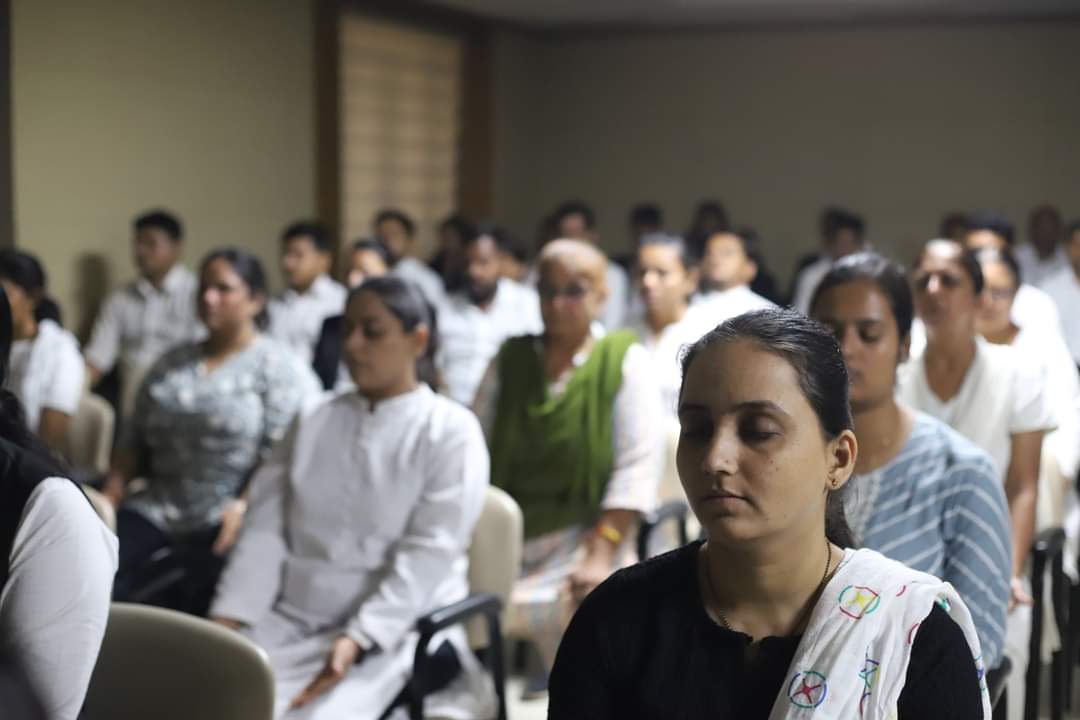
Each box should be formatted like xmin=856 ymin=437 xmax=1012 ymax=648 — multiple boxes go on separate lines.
xmin=597 ymin=523 xmax=623 ymax=546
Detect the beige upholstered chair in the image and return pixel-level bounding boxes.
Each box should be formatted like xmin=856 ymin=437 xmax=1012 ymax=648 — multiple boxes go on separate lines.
xmin=464 ymin=486 xmax=523 ymax=648
xmin=81 ymin=603 xmax=275 ymax=720
xmin=405 ymin=486 xmax=522 ymax=720
xmin=62 ymin=393 xmax=114 ymax=475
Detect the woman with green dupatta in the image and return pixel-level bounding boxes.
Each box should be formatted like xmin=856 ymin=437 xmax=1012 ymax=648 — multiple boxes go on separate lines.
xmin=472 ymin=238 xmax=663 ymax=684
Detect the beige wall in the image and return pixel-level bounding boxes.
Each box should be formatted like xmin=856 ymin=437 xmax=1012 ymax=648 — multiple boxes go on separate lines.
xmin=493 ymin=22 xmax=1080 ymax=283
xmin=12 ymin=0 xmax=316 ymax=337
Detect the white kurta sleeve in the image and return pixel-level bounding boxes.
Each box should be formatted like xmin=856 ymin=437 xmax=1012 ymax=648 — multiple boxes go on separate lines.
xmin=1 ymin=478 xmax=117 ymax=720
xmin=209 ymin=422 xmax=296 ymax=625
xmin=346 ymin=411 xmax=490 ymax=651
xmin=42 ymin=333 xmax=84 ymax=417
xmin=599 ymin=343 xmax=663 ymax=514
xmin=83 ymin=292 xmax=124 ymax=374
xmin=1010 ymin=353 xmax=1057 ymax=435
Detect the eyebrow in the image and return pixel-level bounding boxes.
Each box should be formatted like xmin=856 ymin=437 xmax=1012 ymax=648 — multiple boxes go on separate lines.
xmin=677 ymin=400 xmax=791 ymax=418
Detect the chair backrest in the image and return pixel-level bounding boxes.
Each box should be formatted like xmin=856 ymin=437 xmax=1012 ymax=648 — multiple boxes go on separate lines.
xmin=81 ymin=603 xmax=275 ymax=720
xmin=465 ymin=486 xmax=523 ymax=647
xmin=81 ymin=484 xmax=117 ymax=532
xmin=62 ymin=393 xmax=114 ymax=475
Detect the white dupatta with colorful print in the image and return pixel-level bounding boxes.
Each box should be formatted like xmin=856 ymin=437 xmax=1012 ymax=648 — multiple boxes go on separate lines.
xmin=767 ymin=548 xmax=992 ymax=719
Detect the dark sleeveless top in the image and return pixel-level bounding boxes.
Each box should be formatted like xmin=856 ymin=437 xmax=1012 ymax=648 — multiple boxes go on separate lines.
xmin=0 ymin=436 xmax=65 ymax=590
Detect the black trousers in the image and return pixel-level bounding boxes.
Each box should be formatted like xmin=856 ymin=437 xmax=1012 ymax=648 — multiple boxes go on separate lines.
xmin=114 ymin=509 xmax=224 ymax=616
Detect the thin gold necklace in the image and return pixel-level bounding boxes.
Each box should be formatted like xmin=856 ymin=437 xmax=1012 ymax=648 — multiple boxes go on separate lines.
xmin=703 ymin=537 xmax=833 ymax=635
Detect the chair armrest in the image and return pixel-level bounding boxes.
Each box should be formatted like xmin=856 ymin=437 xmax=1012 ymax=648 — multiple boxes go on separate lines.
xmin=1032 ymin=527 xmax=1067 ymax=562
xmin=637 ymin=500 xmax=690 ymax=561
xmin=416 ymin=593 xmax=502 ymax=638
xmin=987 ymin=657 xmax=1011 ymax=709
xmin=411 ymin=593 xmax=508 ymax=720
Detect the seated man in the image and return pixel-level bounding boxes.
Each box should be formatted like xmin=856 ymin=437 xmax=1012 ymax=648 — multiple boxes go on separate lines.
xmin=376 ymin=208 xmax=446 ymax=307
xmin=693 ymin=227 xmax=776 ymax=324
xmin=267 ymin=221 xmax=346 ymax=365
xmin=437 ymin=225 xmax=542 ymax=406
xmin=84 ymin=209 xmax=203 ymax=420
xmin=790 ymin=207 xmax=866 ymax=314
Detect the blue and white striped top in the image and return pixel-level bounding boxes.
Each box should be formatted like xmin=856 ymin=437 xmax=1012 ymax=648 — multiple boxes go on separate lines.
xmin=847 ymin=412 xmax=1012 ymax=667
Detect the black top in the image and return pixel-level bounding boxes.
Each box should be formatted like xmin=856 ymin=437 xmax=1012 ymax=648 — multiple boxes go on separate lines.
xmin=0 ymin=435 xmax=64 ymax=590
xmin=312 ymin=314 xmax=344 ymax=391
xmin=549 ymin=542 xmax=984 ymax=719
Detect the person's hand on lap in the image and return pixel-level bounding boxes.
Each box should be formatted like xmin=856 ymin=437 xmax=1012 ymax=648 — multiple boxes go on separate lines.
xmin=290 ymin=636 xmax=363 ymax=709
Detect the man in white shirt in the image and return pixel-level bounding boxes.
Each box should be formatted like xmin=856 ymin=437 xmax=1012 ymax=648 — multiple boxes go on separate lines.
xmin=267 ymin=221 xmax=346 ymax=365
xmin=1042 ymin=220 xmax=1080 ymax=367
xmin=84 ymin=210 xmax=202 ymax=419
xmin=693 ymin=227 xmax=776 ymax=324
xmin=552 ymin=201 xmax=630 ymax=330
xmin=964 ymin=211 xmax=1062 ymax=337
xmin=437 ymin=226 xmax=543 ymax=406
xmin=790 ymin=207 xmax=866 ymax=314
xmin=1015 ymin=205 xmax=1070 ymax=289
xmin=376 ymin=208 xmax=446 ymax=307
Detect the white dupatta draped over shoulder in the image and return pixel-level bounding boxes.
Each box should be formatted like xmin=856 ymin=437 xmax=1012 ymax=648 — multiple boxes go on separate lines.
xmin=768 ymin=548 xmax=992 ymax=720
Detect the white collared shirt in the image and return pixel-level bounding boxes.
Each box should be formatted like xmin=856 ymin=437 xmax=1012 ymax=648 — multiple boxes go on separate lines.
xmin=437 ymin=279 xmax=543 ymax=406
xmin=267 ymin=274 xmax=347 ymax=365
xmin=84 ymin=265 xmax=203 ymax=415
xmin=1042 ymin=269 xmax=1080 ymax=366
xmin=1015 ymin=244 xmax=1070 ymax=289
xmin=390 ymin=257 xmax=446 ymax=308
xmin=692 ymin=284 xmax=776 ymax=326
xmin=6 ymin=320 xmax=85 ymax=432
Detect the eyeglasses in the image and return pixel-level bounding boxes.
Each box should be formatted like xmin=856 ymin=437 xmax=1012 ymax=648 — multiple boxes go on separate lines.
xmin=913 ymin=271 xmax=963 ymax=291
xmin=538 ymin=282 xmax=590 ymax=302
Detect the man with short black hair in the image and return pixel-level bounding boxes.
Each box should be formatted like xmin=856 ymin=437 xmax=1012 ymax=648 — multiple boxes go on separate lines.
xmin=436 ymin=226 xmax=542 ymax=406
xmin=84 ymin=209 xmax=203 ymax=418
xmin=552 ymin=201 xmax=630 ymax=329
xmin=267 ymin=221 xmax=346 ymax=364
xmin=694 ymin=227 xmax=776 ymax=322
xmin=790 ymin=207 xmax=866 ymax=314
xmin=374 ymin=208 xmax=446 ymax=306
xmin=1016 ymin=205 xmax=1069 ymax=288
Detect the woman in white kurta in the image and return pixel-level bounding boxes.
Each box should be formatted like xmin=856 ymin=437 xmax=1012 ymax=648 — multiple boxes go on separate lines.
xmin=211 ymin=276 xmax=492 ymax=720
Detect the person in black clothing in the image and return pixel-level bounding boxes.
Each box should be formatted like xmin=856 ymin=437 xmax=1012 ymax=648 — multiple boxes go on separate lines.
xmin=549 ymin=308 xmax=986 ymax=719
xmin=0 ymin=287 xmax=116 ymax=719
xmin=313 ymin=238 xmax=391 ymax=389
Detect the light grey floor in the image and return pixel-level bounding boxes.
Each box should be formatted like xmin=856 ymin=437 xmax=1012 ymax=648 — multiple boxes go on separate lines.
xmin=505 ymin=677 xmax=547 ymax=720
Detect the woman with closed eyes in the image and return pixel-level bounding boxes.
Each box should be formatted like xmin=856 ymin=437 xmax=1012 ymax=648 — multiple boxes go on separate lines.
xmin=548 ymin=308 xmax=990 ymax=719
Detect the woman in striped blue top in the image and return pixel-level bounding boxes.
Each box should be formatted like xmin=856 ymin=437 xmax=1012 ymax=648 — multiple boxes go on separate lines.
xmin=810 ymin=252 xmax=1012 ymax=668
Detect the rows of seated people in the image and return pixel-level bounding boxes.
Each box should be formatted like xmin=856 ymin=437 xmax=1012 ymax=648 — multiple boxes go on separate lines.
xmin=2 ymin=200 xmax=1080 ymax=719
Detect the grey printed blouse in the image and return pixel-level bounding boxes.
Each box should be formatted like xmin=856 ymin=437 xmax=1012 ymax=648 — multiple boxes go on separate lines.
xmin=122 ymin=335 xmax=320 ymax=535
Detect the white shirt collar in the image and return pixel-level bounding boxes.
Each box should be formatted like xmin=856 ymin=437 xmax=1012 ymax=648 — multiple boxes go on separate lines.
xmin=134 ymin=264 xmax=189 ymax=298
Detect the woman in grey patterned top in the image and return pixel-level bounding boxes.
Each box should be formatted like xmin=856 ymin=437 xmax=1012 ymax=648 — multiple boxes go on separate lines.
xmin=107 ymin=248 xmax=320 ymax=612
